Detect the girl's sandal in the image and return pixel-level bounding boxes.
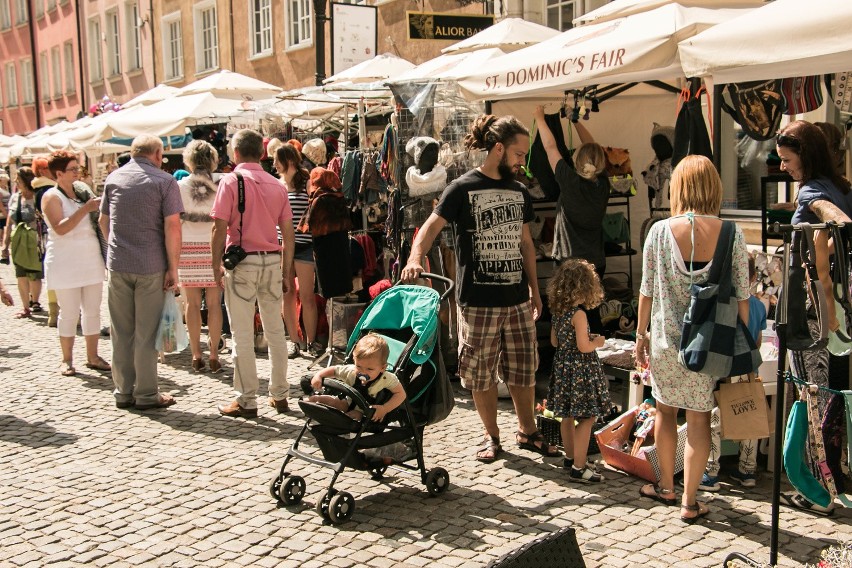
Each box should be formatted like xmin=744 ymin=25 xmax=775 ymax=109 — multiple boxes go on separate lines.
xmin=516 ymin=430 xmax=562 ymax=457
xmin=680 ymin=502 xmax=710 ymax=524
xmin=475 ymin=435 xmax=502 ymax=463
xmin=14 ymin=308 xmax=31 ymax=319
xmin=639 ymin=483 xmax=677 ymax=506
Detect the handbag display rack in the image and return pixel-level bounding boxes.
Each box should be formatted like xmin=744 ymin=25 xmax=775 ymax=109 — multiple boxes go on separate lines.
xmin=724 ymin=220 xmax=845 ymax=568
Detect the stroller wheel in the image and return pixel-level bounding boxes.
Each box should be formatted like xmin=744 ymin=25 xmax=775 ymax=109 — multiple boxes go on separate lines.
xmin=279 ymin=476 xmax=306 ymax=505
xmin=315 ymin=489 xmax=337 ymax=521
xmin=369 ymin=465 xmax=388 ymax=480
xmin=425 ymin=467 xmax=450 ymax=496
xmin=269 ymin=476 xmax=283 ymax=501
xmin=328 ymin=491 xmax=355 ymax=524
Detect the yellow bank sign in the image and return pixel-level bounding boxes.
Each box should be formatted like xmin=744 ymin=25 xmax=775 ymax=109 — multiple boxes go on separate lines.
xmin=407 ymin=12 xmax=494 ymax=41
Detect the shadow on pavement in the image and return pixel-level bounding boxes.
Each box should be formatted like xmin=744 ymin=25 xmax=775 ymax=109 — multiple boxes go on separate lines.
xmin=0 ymin=345 xmax=32 ymax=359
xmin=136 ymin=408 xmax=301 ymax=441
xmin=0 ymin=415 xmax=79 ymax=447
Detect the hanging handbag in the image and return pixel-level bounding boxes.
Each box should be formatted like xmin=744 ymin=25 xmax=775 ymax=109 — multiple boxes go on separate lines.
xmin=9 ymin=195 xmax=42 ymax=273
xmin=678 ymin=219 xmax=762 ymax=377
xmin=715 ymin=377 xmax=772 ymax=441
xmin=783 ymin=224 xmax=830 ymax=351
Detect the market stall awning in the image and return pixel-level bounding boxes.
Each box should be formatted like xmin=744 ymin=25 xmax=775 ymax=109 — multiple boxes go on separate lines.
xmin=175 ymin=70 xmax=284 ymax=100
xmin=122 ymin=84 xmax=181 ymax=108
xmin=574 ymin=0 xmax=764 ymax=25
xmin=679 ymin=0 xmax=852 ymax=83
xmin=105 ymin=92 xmax=257 ymax=138
xmin=455 ymin=3 xmax=754 ymax=101
xmin=323 ymin=53 xmax=415 ymax=85
xmin=440 ymin=17 xmax=561 ymax=55
xmin=387 ymin=48 xmax=508 ymax=84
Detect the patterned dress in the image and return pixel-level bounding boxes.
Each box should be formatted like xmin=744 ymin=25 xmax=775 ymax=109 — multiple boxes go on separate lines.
xmin=640 ymin=218 xmax=750 ymax=412
xmin=547 ymin=307 xmax=612 ymax=419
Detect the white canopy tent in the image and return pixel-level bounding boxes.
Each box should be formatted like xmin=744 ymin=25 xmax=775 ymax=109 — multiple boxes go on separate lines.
xmin=574 ymin=0 xmax=764 ymax=25
xmin=323 ymin=53 xmax=414 ymax=85
xmin=455 ymin=3 xmax=755 ymax=101
xmin=679 ymin=0 xmax=852 ymax=83
xmin=387 ymin=48 xmax=508 ymax=84
xmin=175 ymin=69 xmax=284 ymax=100
xmin=440 ymin=18 xmax=561 ymax=55
xmin=122 ymin=84 xmax=181 ymax=109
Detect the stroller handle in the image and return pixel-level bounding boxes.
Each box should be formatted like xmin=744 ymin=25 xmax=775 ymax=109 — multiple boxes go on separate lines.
xmin=398 ymin=272 xmax=455 ymax=302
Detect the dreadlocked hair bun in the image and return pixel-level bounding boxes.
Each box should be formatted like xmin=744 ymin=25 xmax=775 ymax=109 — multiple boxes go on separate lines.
xmin=464 ymin=114 xmax=499 ymax=151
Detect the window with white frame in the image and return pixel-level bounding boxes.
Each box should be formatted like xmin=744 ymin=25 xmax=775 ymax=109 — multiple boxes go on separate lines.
xmin=249 ymin=0 xmax=272 ymax=57
xmin=125 ymin=1 xmax=142 ymax=70
xmin=286 ymin=0 xmax=311 ymax=48
xmin=0 ymin=1 xmax=12 ymax=30
xmin=39 ymin=51 xmax=49 ymax=100
xmin=5 ymin=63 xmax=17 ymax=107
xmin=105 ymin=9 xmax=121 ymax=76
xmin=88 ymin=17 xmax=103 ymax=81
xmin=162 ymin=12 xmax=182 ymax=80
xmin=194 ymin=0 xmax=219 ymax=73
xmin=20 ymin=58 xmax=33 ymax=103
xmin=545 ymin=0 xmax=576 ymax=32
xmin=13 ymin=0 xmax=25 ymax=23
xmin=63 ymin=42 xmax=75 ymax=93
xmin=51 ymin=45 xmax=61 ymax=98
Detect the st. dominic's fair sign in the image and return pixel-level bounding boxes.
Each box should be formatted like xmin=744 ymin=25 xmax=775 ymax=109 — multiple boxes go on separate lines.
xmin=408 ymin=12 xmax=494 ymax=41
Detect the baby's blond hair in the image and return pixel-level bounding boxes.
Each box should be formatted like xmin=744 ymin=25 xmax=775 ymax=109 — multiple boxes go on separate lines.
xmin=352 ymin=333 xmax=390 ymax=365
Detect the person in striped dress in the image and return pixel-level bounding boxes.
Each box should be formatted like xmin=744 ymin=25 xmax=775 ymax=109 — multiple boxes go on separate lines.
xmin=178 ymin=140 xmax=223 ymax=373
xmin=274 ymin=143 xmax=320 ymax=359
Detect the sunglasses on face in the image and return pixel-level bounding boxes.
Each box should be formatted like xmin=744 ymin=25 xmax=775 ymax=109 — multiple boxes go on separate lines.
xmin=777 ymin=134 xmax=801 ymax=149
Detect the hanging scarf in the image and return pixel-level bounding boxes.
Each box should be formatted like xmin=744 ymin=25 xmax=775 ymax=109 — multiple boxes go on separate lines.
xmin=405 ymin=165 xmax=447 ymax=198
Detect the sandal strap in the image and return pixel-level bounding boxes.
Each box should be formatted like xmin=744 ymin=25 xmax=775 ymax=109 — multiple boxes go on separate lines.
xmin=681 ymin=503 xmax=700 ymax=512
xmin=517 ymin=430 xmax=545 ymax=443
xmin=656 ymin=485 xmax=675 ymax=495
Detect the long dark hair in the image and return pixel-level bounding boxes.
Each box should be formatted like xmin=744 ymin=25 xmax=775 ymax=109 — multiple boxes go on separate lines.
xmin=16 ymin=167 xmax=35 ymax=193
xmin=777 ymin=120 xmax=851 ymax=194
xmin=276 ymin=143 xmax=309 ymax=193
xmin=464 ymin=114 xmax=529 ymax=153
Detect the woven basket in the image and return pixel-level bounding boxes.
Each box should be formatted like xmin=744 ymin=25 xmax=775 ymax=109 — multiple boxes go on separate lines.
xmin=536 ymin=415 xmax=601 ymax=455
xmin=486 ymin=526 xmax=586 ymax=568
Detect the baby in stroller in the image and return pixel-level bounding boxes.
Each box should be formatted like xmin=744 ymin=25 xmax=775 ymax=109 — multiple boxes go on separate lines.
xmin=307 ymin=333 xmax=407 ymax=423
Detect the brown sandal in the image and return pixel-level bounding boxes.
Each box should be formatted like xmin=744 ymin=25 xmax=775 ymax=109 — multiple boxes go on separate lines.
xmin=516 ymin=430 xmax=561 ymax=457
xmin=476 ymin=435 xmax=502 ymax=463
xmin=85 ymin=357 xmax=111 ymax=372
xmin=60 ymin=362 xmax=76 ymax=377
xmin=680 ymin=501 xmax=710 ymax=524
xmin=639 ymin=483 xmax=677 ymax=506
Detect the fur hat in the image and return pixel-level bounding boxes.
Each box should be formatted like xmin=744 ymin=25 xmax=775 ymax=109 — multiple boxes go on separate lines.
xmin=302 ymin=138 xmax=327 ymax=166
xmin=406 ymin=136 xmax=439 ymax=167
xmin=309 ymin=167 xmax=341 ymax=191
xmin=266 ymin=138 xmax=285 ymax=162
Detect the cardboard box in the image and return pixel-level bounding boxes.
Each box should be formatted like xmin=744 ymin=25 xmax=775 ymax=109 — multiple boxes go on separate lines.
xmin=594 ymin=407 xmax=686 ymax=482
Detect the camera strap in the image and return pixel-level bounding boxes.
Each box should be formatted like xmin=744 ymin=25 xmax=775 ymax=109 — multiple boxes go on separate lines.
xmin=235 ymin=172 xmax=245 ymax=247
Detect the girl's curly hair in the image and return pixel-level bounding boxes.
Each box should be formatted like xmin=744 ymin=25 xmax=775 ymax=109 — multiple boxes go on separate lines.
xmin=546 ymin=258 xmax=604 ymax=316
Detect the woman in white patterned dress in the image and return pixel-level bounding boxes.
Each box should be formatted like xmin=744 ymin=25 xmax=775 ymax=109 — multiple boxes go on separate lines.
xmin=178 ymin=140 xmax=223 ymax=373
xmin=634 ymin=155 xmax=750 ymax=523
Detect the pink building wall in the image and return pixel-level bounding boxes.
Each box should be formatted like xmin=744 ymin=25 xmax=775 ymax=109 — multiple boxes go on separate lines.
xmin=32 ymin=0 xmax=85 ymax=125
xmin=0 ymin=1 xmax=36 ymax=135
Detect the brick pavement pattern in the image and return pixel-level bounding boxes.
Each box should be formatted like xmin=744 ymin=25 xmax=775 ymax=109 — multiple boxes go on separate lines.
xmin=0 ymin=263 xmax=850 ymax=567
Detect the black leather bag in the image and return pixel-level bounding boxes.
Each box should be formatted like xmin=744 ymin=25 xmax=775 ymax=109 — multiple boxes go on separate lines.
xmin=784 ymin=224 xmax=829 ymax=351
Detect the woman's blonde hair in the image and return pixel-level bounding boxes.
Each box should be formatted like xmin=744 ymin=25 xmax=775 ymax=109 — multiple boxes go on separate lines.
xmin=669 ymin=155 xmax=722 ymax=216
xmin=574 ymin=142 xmax=607 ymax=180
xmin=546 ymin=259 xmax=604 ymax=316
xmin=182 ymin=139 xmax=218 ymax=173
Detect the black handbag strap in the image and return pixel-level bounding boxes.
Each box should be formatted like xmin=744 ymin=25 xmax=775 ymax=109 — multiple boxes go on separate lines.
xmin=235 ymin=172 xmax=245 ymax=247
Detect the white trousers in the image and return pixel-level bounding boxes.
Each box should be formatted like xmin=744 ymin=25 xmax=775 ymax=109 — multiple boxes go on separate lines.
xmin=54 ymin=283 xmax=103 ymax=337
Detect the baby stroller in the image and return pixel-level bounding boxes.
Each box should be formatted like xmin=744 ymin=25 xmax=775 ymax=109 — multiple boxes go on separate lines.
xmin=270 ymin=273 xmax=456 ymax=524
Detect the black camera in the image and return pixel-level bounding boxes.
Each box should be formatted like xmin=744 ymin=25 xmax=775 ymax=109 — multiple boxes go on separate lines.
xmin=222 ymin=244 xmax=247 ymax=270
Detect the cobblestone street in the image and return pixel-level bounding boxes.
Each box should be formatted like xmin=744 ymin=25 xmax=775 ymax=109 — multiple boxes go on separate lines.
xmin=0 ymin=264 xmax=850 ymax=568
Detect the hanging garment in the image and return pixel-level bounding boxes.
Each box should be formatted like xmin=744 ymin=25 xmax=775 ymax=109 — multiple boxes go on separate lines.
xmin=528 ymin=111 xmax=571 ymax=201
xmin=405 ymin=165 xmax=447 ymax=198
xmin=353 ymin=234 xmax=378 ymax=280
xmin=327 ymin=156 xmax=343 ymax=178
xmin=821 ymin=393 xmax=848 ymax=493
xmin=781 ymin=76 xmax=824 ymax=115
xmin=672 ymin=87 xmax=713 ymax=167
xmin=783 ymin=388 xmax=837 ymax=509
xmin=313 ymin=231 xmax=353 ymax=298
xmin=340 ymin=150 xmax=363 ymax=203
xmin=721 ymin=80 xmax=784 ymax=142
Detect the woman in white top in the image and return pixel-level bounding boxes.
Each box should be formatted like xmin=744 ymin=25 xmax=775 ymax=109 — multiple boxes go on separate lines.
xmin=178 ymin=140 xmax=223 ymax=373
xmin=42 ymin=151 xmax=109 ymax=377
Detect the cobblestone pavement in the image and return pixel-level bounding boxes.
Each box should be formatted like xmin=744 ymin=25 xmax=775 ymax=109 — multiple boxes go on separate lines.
xmin=0 ymin=264 xmax=850 ymax=568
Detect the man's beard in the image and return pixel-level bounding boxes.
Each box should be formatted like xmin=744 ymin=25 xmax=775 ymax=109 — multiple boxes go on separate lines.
xmin=497 ymin=154 xmax=515 ymax=180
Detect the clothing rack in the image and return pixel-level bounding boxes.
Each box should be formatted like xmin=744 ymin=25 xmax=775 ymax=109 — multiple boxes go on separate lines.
xmin=727 ymin=221 xmax=844 ymax=568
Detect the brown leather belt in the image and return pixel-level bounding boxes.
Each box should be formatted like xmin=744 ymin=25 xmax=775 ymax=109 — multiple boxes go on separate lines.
xmin=245 ymin=250 xmax=280 ymax=256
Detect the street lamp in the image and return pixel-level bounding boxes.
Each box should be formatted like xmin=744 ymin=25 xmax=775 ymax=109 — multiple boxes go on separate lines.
xmin=313 ymin=0 xmax=329 ymax=86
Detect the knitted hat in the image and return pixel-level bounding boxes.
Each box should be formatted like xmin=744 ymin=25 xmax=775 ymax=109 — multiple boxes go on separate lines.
xmin=302 ymin=138 xmax=327 ymax=166
xmin=287 ymin=139 xmax=303 ymax=154
xmin=406 ymin=136 xmax=439 ymax=167
xmin=309 ymin=167 xmax=341 ymax=191
xmin=266 ymin=138 xmax=285 ymax=162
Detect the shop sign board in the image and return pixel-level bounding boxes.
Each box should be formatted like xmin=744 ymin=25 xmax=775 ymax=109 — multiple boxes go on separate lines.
xmin=408 ymin=12 xmax=494 ymax=41
xmin=331 ymin=3 xmax=378 ymax=75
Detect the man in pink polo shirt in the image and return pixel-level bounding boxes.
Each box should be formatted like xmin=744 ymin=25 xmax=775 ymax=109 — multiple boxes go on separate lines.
xmin=211 ymin=129 xmax=295 ymax=418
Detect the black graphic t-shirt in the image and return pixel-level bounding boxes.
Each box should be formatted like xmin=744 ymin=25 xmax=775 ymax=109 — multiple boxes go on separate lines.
xmin=433 ymin=169 xmax=534 ymax=307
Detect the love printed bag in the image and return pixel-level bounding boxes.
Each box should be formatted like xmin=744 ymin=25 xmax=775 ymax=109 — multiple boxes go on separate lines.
xmin=715 ymin=378 xmax=772 ymax=441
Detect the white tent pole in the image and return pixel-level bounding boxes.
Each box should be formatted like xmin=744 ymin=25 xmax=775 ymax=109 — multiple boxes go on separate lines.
xmin=358 ymin=98 xmax=367 ymax=149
